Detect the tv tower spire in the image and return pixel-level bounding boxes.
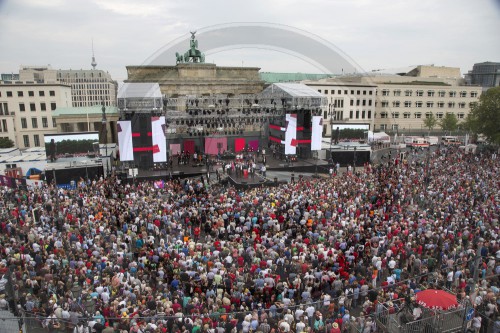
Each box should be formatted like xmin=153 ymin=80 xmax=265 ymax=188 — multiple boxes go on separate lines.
xmin=91 ymin=38 xmax=97 ymax=69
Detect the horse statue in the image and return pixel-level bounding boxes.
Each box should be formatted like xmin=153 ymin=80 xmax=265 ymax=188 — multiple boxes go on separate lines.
xmin=182 ymin=31 xmax=205 ymax=63
xmin=175 ymin=52 xmax=184 ymax=63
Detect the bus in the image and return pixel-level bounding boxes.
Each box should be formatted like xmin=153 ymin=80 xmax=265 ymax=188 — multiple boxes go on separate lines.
xmin=441 ymin=136 xmax=461 ymax=145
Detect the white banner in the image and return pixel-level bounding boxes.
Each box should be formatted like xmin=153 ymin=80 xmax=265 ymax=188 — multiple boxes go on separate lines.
xmin=285 ymin=114 xmax=297 ymax=155
xmin=152 ymin=116 xmax=167 ymax=162
xmin=117 ymin=121 xmax=134 ymax=161
xmin=311 ymin=116 xmax=323 ymax=151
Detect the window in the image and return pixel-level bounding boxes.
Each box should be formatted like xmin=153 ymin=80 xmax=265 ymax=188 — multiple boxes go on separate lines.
xmin=382 ymin=89 xmax=390 ymax=96
xmin=338 ymin=90 xmax=341 ymax=94
xmin=369 ymin=91 xmax=373 ymax=95
xmin=448 ymin=102 xmax=455 ymax=108
xmin=404 ymin=101 xmax=412 ymax=107
xmin=392 ymin=124 xmax=399 ymax=131
xmin=368 ymin=100 xmax=372 ymax=106
xmin=416 ymin=101 xmax=423 ymax=108
xmin=416 ymin=90 xmax=424 ymax=97
xmin=51 ymin=103 xmax=56 ymax=111
xmin=381 ymin=101 xmax=389 ymax=107
xmin=362 ymin=110 xmax=366 ymax=119
xmin=49 ymin=90 xmax=55 ymax=96
xmin=380 ymin=112 xmax=388 ymax=119
xmin=363 ymin=90 xmax=366 ymax=95
xmin=6 ymin=91 xmax=12 ymax=97
xmin=449 ymin=91 xmax=456 ymax=97
xmin=459 ymin=91 xmax=467 ymax=97
xmin=380 ymin=124 xmax=387 ymax=130
xmin=19 ymin=103 xmax=26 ymax=112
xmin=425 ymin=112 xmax=433 ymax=119
xmin=33 ymin=135 xmax=40 ymax=147
xmin=350 ymin=100 xmax=354 ymax=106
xmin=39 ymin=91 xmax=45 ymax=97
xmin=357 ymin=90 xmax=360 ymax=95
xmin=31 ymin=118 xmax=38 ymax=128
xmin=403 ymin=112 xmax=411 ymax=119
xmin=414 ymin=112 xmax=422 ymax=119
xmin=324 ymin=90 xmax=329 ymax=94
xmin=40 ymin=103 xmax=46 ymax=111
xmin=392 ymin=112 xmax=400 ymax=119
xmin=426 ymin=102 xmax=434 ymax=108
xmin=21 ymin=118 xmax=27 ymax=129
xmin=427 ymin=90 xmax=435 ymax=97
xmin=436 ymin=112 xmax=444 ymax=119
xmin=2 ymin=119 xmax=7 ymax=132
xmin=469 ymin=102 xmax=478 ymax=108
xmin=349 ymin=111 xmax=353 ymax=119
xmin=28 ymin=91 xmax=34 ymax=97
xmin=392 ymin=101 xmax=400 ymax=107
xmin=17 ymin=91 xmax=24 ymax=97
xmin=405 ymin=90 xmax=412 ymax=97
xmin=438 ymin=91 xmax=446 ymax=97
xmin=362 ymin=99 xmax=366 ymax=106
xmin=457 ymin=113 xmax=465 ymax=119
xmin=23 ymin=135 xmax=30 ymax=147
xmin=30 ymin=103 xmax=36 ymax=112
xmin=42 ymin=117 xmax=48 ymax=128
xmin=471 ymin=91 xmax=478 ymax=98
xmin=344 ymin=90 xmax=348 ymax=94
xmin=437 ymin=102 xmax=445 ymax=108
xmin=356 ymin=100 xmax=360 ymax=106
xmin=458 ymin=102 xmax=466 ymax=108
xmin=367 ymin=110 xmax=372 ymax=118
xmin=52 ymin=118 xmax=57 ymax=128
xmin=394 ymin=90 xmax=401 ymax=96
xmin=0 ymin=103 xmax=6 ymax=115
xmin=351 ymin=90 xmax=354 ymax=95
xmin=318 ymin=90 xmax=321 ymax=93
xmin=356 ymin=111 xmax=359 ymax=119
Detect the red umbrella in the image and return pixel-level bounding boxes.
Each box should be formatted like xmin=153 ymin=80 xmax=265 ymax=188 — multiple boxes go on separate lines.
xmin=415 ymin=289 xmax=458 ymax=310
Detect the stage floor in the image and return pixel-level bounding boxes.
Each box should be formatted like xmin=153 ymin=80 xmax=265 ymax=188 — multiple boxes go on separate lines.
xmin=121 ymin=152 xmax=331 ymax=183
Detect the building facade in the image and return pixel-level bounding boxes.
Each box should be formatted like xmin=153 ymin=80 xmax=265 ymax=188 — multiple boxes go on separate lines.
xmin=0 ymin=81 xmax=72 ymax=149
xmin=465 ymin=62 xmax=500 ymax=88
xmin=19 ymin=66 xmax=117 ymax=107
xmin=303 ymin=80 xmax=377 ymax=136
xmin=321 ymin=66 xmax=482 ymax=133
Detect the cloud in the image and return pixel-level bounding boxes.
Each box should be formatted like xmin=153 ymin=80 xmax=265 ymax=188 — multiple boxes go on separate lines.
xmin=0 ymin=0 xmax=499 ymax=80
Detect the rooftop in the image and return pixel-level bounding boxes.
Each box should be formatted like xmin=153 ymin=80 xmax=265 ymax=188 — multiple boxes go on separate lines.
xmin=52 ymin=105 xmax=119 ymax=117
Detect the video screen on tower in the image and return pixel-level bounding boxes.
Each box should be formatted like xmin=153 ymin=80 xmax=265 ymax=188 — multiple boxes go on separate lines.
xmin=44 ymin=132 xmax=100 ymax=163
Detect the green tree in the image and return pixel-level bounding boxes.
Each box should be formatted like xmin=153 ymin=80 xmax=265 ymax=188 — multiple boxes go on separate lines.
xmin=439 ymin=113 xmax=459 ymax=132
xmin=468 ymin=86 xmax=500 ymax=145
xmin=0 ymin=137 xmax=14 ymax=148
xmin=423 ymin=113 xmax=438 ymax=132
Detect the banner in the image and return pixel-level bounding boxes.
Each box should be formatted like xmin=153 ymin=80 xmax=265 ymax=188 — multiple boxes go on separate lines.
xmin=117 ymin=121 xmax=134 ymax=161
xmin=170 ymin=143 xmax=181 ymax=156
xmin=234 ymin=138 xmax=246 ymax=152
xmin=152 ymin=116 xmax=167 ymax=162
xmin=311 ymin=116 xmax=323 ymax=151
xmin=248 ymin=140 xmax=260 ymax=151
xmin=284 ymin=114 xmax=297 ymax=155
xmin=205 ymin=137 xmax=227 ymax=155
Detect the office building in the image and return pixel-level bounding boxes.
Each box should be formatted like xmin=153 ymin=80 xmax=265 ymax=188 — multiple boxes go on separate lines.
xmin=0 ymin=80 xmax=72 ymax=149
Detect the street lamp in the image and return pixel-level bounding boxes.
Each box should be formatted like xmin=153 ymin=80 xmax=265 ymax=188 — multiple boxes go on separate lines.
xmin=353 ymin=146 xmax=357 ymax=173
xmin=101 ymin=101 xmax=109 ymax=177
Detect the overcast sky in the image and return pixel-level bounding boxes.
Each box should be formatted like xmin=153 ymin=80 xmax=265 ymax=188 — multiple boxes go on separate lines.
xmin=1 ymin=0 xmax=499 ymax=82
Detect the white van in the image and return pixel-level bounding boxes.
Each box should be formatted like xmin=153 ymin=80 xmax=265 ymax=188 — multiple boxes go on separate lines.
xmin=441 ymin=136 xmax=461 ymax=145
xmin=424 ymin=136 xmax=439 ymax=145
xmin=408 ymin=137 xmax=430 ymax=148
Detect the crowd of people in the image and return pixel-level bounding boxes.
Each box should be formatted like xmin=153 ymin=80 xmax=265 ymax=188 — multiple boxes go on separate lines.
xmin=0 ymin=146 xmax=499 ymax=333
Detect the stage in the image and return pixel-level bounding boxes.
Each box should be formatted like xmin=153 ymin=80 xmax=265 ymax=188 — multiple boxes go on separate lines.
xmin=119 ymin=150 xmax=333 ymax=185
